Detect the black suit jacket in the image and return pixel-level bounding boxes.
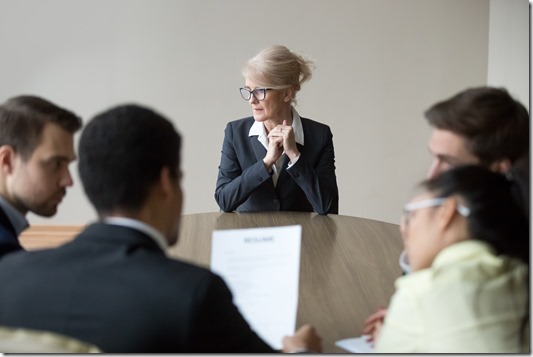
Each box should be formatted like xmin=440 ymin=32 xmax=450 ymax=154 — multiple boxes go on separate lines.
xmin=0 ymin=206 xmax=22 ymax=258
xmin=0 ymin=223 xmax=274 ymax=353
xmin=215 ymin=116 xmax=339 ymax=214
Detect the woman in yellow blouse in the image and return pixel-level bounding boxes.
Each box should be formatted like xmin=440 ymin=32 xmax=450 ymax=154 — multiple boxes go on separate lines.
xmin=374 ymin=165 xmax=529 ymax=353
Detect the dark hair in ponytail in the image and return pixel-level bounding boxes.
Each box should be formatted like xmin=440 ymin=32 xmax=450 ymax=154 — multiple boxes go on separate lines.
xmin=422 ymin=165 xmax=528 ymax=264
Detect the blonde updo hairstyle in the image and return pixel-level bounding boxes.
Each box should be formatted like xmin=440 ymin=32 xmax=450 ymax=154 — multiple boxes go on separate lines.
xmin=243 ymin=45 xmax=314 ymax=105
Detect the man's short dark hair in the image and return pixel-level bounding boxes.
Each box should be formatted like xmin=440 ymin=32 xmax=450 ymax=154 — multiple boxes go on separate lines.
xmin=78 ymin=104 xmax=181 ymax=214
xmin=0 ymin=95 xmax=82 ymax=160
xmin=424 ymin=87 xmax=529 ymax=165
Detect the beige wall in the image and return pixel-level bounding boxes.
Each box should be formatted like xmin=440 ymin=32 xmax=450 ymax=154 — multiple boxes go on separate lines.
xmin=487 ymin=0 xmax=529 ymax=110
xmin=0 ymin=0 xmax=520 ymax=225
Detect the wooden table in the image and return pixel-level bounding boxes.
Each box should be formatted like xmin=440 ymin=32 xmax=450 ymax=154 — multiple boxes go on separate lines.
xmin=167 ymin=211 xmax=404 ymax=353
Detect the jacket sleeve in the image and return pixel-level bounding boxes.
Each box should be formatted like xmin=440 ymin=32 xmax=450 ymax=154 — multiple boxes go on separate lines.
xmin=214 ymin=122 xmax=272 ymax=212
xmin=287 ymin=125 xmax=339 ymax=215
xmin=189 ymin=273 xmax=276 ymax=353
xmin=373 ymin=285 xmax=423 ymax=352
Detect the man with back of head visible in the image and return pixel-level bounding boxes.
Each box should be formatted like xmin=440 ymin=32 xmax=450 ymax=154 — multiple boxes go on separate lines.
xmin=0 ymin=104 xmax=321 ymax=353
xmin=363 ymin=86 xmax=530 ymax=345
xmin=0 ymin=95 xmax=82 ymax=257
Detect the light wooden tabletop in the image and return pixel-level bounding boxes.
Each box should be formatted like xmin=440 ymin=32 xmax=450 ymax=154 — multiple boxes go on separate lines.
xmin=168 ymin=211 xmax=404 ymax=353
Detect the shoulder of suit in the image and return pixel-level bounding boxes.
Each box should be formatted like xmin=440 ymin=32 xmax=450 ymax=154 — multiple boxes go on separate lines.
xmin=229 ymin=116 xmax=254 ymax=125
xmin=163 ymin=255 xmax=219 ymax=278
xmin=300 ymin=117 xmax=330 ymax=129
xmin=225 ymin=117 xmax=255 ymax=133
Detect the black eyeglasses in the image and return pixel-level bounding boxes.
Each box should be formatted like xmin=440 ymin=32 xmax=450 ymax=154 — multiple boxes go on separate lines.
xmin=239 ymin=87 xmax=273 ymax=101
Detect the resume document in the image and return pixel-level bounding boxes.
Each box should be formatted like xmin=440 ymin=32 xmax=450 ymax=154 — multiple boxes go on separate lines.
xmin=211 ymin=225 xmax=302 ymax=349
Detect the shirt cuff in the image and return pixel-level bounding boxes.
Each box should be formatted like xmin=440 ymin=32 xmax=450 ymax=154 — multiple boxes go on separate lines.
xmin=287 ymin=153 xmax=301 ymax=169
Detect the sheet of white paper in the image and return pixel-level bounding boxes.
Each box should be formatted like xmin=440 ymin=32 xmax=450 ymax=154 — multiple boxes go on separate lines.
xmin=335 ymin=335 xmax=374 ymax=353
xmin=211 ymin=225 xmax=302 ymax=350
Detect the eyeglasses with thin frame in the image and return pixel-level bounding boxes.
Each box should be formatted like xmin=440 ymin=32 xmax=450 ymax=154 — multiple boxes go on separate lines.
xmin=239 ymin=87 xmax=273 ymax=101
xmin=402 ymin=197 xmax=471 ymax=226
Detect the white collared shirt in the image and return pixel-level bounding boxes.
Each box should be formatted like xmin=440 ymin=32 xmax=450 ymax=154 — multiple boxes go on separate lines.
xmin=0 ymin=197 xmax=29 ymax=237
xmin=103 ymin=217 xmax=168 ymax=253
xmin=248 ymin=106 xmax=305 ymax=185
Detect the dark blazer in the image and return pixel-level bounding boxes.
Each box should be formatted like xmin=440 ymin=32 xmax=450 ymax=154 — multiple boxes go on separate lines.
xmin=0 ymin=223 xmax=274 ymax=353
xmin=0 ymin=206 xmax=22 ymax=258
xmin=215 ymin=116 xmax=339 ymax=215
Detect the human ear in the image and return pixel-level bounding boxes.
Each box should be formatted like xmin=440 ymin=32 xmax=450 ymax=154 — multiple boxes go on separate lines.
xmin=0 ymin=145 xmax=16 ymax=175
xmin=159 ymin=166 xmax=182 ymax=199
xmin=437 ymin=197 xmax=468 ymax=245
xmin=436 ymin=197 xmax=457 ymax=232
xmin=159 ymin=167 xmax=174 ymax=197
xmin=283 ymin=87 xmax=295 ymax=102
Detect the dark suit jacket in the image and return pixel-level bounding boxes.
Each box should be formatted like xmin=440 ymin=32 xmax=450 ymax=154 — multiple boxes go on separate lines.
xmin=0 ymin=223 xmax=274 ymax=353
xmin=215 ymin=116 xmax=339 ymax=215
xmin=0 ymin=206 xmax=22 ymax=258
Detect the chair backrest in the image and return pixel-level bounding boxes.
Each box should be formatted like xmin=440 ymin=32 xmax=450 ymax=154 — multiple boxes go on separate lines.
xmin=0 ymin=326 xmax=101 ymax=353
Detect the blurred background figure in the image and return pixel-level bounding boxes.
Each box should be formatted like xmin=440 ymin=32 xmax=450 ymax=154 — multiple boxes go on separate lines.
xmin=374 ymin=166 xmax=529 ymax=352
xmin=0 ymin=95 xmax=81 ymax=258
xmin=425 ymin=86 xmax=529 ymax=179
xmin=364 ymin=86 xmax=530 ymax=336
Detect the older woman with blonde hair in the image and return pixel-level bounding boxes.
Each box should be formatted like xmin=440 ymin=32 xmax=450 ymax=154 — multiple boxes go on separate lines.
xmin=215 ymin=45 xmax=338 ymax=215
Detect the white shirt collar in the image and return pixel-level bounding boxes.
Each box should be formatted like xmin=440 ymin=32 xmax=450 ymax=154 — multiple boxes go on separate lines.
xmin=248 ymin=106 xmax=305 ymax=146
xmin=249 ymin=119 xmax=267 ymax=142
xmin=103 ymin=217 xmax=168 ymax=253
xmin=0 ymin=197 xmax=29 ymax=236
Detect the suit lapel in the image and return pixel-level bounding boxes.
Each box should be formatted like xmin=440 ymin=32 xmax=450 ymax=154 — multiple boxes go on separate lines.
xmin=250 ymin=136 xmax=267 ymax=163
xmin=276 ymin=154 xmax=290 ymax=185
xmin=277 ymin=143 xmax=304 ymax=186
xmin=0 ymin=206 xmax=20 ymax=252
xmin=0 ymin=207 xmax=17 ymax=238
